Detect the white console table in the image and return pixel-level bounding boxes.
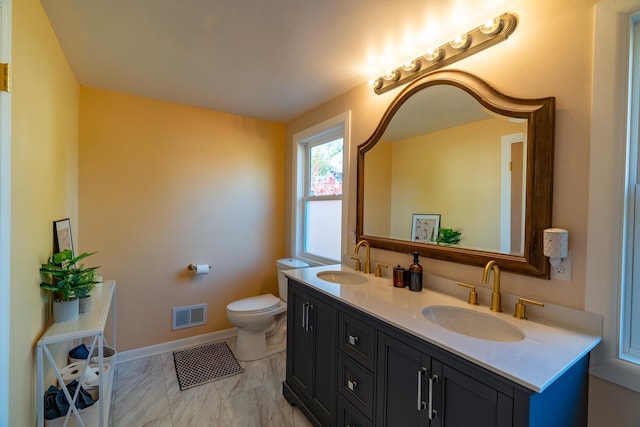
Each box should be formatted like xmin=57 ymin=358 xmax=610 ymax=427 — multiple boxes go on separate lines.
xmin=36 ymin=281 xmax=116 ymax=427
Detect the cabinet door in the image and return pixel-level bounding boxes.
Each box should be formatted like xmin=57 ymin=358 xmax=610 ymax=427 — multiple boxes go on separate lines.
xmin=286 ymin=284 xmax=313 ymax=399
xmin=432 ymin=361 xmax=513 ymax=427
xmin=309 ymin=295 xmax=337 ymax=425
xmin=376 ymin=333 xmax=432 ymax=427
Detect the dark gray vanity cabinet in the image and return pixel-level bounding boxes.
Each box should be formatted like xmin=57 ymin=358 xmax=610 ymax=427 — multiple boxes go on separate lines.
xmin=377 ymin=332 xmax=514 ymax=427
xmin=284 ymin=278 xmax=590 ymax=427
xmin=284 ymin=280 xmax=337 ymax=426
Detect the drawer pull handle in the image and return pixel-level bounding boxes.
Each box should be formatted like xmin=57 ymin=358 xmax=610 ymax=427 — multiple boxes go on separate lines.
xmin=417 ymin=367 xmax=427 ymax=411
xmin=347 ymin=379 xmax=358 ymax=391
xmin=348 ymin=335 xmax=359 ymax=346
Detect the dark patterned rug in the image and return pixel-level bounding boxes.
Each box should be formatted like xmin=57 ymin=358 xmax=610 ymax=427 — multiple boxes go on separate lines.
xmin=173 ymin=342 xmax=244 ymax=390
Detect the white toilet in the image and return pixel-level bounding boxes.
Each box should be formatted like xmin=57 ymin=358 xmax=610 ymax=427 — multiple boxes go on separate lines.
xmin=226 ymin=258 xmax=309 ymax=361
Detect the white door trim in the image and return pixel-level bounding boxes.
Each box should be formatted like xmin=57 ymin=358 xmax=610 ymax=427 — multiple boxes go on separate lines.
xmin=0 ymin=0 xmax=12 ymax=424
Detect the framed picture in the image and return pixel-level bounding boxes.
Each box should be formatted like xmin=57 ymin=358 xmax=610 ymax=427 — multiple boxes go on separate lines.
xmin=53 ymin=218 xmax=74 ymax=255
xmin=411 ymin=214 xmax=441 ymax=243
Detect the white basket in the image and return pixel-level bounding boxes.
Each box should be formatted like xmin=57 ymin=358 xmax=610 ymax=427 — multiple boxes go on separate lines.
xmin=44 ymin=400 xmax=100 ymax=427
xmin=69 ymin=345 xmax=117 ymax=365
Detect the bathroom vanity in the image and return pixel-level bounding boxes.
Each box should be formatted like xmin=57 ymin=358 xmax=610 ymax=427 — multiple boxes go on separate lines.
xmin=282 ymin=266 xmax=601 ymax=427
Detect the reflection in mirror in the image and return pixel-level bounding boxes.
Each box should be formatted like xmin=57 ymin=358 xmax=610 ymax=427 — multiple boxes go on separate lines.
xmin=356 ymin=70 xmax=555 ymax=278
xmin=363 ymin=85 xmax=528 ymax=255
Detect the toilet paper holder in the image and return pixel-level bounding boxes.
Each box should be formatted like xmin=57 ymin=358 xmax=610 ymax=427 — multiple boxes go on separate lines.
xmin=187 ymin=264 xmax=212 ymax=274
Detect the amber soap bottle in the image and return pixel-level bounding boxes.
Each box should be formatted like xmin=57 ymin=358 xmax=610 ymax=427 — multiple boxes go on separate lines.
xmin=408 ymin=252 xmax=423 ymax=292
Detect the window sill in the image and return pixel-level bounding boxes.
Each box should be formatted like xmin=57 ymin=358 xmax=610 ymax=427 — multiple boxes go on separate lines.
xmin=590 ymin=351 xmax=640 ymax=393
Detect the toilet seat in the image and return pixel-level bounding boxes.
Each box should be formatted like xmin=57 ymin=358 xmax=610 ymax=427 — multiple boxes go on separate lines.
xmin=227 ymin=294 xmax=281 ymax=315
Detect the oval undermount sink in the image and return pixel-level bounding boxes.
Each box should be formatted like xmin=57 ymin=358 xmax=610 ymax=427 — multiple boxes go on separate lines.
xmin=316 ymin=271 xmax=368 ymax=285
xmin=421 ymin=305 xmax=525 ymax=342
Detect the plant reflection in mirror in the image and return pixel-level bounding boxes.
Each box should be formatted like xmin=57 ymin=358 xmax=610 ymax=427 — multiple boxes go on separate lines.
xmin=436 ymin=228 xmax=461 ymax=246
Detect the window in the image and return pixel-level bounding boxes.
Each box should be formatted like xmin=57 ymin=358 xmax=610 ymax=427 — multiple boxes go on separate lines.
xmin=587 ymin=0 xmax=640 ymax=393
xmin=292 ymin=113 xmax=350 ymax=265
xmin=621 ymin=15 xmax=640 ymax=365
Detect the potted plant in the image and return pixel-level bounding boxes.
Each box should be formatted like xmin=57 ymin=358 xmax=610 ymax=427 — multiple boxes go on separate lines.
xmin=40 ymin=250 xmax=100 ymax=322
xmin=73 ymin=269 xmax=98 ymax=313
xmin=436 ymin=228 xmax=462 ymax=246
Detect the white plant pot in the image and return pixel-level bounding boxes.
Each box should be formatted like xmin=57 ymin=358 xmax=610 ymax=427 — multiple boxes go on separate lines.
xmin=79 ymin=296 xmax=92 ymax=313
xmin=53 ymin=298 xmax=79 ymax=323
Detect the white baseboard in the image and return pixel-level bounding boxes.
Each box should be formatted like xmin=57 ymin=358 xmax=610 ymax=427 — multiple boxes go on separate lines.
xmin=115 ymin=328 xmax=238 ymax=364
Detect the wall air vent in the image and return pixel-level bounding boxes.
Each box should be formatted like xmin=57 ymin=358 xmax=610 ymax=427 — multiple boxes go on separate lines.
xmin=172 ymin=304 xmax=207 ymax=330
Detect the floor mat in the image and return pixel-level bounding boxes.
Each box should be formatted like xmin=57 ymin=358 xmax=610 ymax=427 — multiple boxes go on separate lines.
xmin=173 ymin=342 xmax=244 ymax=390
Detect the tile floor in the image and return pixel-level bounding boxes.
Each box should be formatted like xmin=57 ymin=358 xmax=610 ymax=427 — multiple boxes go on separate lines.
xmin=109 ymin=337 xmax=313 ymax=427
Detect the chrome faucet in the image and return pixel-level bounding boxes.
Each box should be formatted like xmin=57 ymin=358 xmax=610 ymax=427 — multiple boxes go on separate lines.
xmin=482 ymin=260 xmax=502 ymax=312
xmin=355 ymin=240 xmax=371 ymax=274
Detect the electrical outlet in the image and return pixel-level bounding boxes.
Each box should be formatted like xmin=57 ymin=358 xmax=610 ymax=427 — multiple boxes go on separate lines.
xmin=550 ymin=251 xmax=572 ymax=281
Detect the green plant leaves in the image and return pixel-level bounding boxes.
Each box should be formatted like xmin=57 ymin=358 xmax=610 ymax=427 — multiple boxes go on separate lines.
xmin=40 ymin=251 xmax=100 ymax=301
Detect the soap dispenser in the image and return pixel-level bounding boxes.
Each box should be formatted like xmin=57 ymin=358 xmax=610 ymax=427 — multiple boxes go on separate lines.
xmin=408 ymin=252 xmax=423 ymax=292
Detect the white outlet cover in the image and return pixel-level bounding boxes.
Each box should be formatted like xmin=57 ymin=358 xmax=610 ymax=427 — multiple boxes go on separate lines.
xmin=550 ymin=251 xmax=572 ymax=281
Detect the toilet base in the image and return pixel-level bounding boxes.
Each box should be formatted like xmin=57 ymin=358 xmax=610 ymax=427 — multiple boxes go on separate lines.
xmin=234 ymin=329 xmax=268 ymax=361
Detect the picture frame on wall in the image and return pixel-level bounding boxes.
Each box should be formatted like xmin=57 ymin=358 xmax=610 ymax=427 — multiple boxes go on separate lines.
xmin=411 ymin=214 xmax=440 ymax=243
xmin=53 ymin=218 xmax=74 ymax=256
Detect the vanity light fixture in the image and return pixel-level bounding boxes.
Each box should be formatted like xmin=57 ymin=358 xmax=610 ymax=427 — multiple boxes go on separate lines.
xmin=543 ymin=228 xmax=569 ymax=273
xmin=372 ymin=12 xmax=518 ymax=95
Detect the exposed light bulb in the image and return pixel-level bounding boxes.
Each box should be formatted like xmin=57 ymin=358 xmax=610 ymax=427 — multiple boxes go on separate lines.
xmin=423 ymin=48 xmax=443 ymax=62
xmin=480 ymin=17 xmax=502 ymax=35
xmin=449 ymin=34 xmax=470 ymax=50
xmin=383 ymin=70 xmax=400 ymax=81
xmin=371 ymin=78 xmax=383 ymax=90
xmin=401 ymin=60 xmax=421 ymax=73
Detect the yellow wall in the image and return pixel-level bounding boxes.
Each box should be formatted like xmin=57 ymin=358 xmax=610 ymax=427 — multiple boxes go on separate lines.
xmin=363 ymin=140 xmax=392 ymax=237
xmin=11 ymin=0 xmax=79 ymax=425
xmin=388 ymin=118 xmax=526 ymax=249
xmin=79 ymin=87 xmax=285 ymax=351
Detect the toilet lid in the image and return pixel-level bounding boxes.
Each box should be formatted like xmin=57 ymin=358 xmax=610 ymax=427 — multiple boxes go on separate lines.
xmin=227 ymin=294 xmax=281 ymax=314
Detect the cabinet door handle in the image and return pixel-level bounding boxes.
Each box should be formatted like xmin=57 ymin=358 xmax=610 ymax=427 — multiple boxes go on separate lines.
xmin=301 ymin=302 xmax=308 ymax=330
xmin=307 ymin=304 xmax=314 ymax=331
xmin=347 ymin=379 xmax=358 ymax=391
xmin=428 ymin=374 xmax=439 ymax=420
xmin=348 ymin=335 xmax=359 ymax=346
xmin=417 ymin=367 xmax=427 ymax=411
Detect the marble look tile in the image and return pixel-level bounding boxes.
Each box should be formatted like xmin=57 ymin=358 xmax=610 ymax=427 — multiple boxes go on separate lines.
xmin=223 ymin=385 xmax=290 ymax=427
xmin=112 ymin=355 xmax=171 ymax=426
xmin=292 ymin=407 xmax=314 ymax=427
xmin=213 ymin=358 xmax=261 ymax=399
xmin=244 ymin=351 xmax=291 ymax=417
xmin=138 ymin=414 xmax=174 ymax=427
xmin=109 ymin=338 xmax=317 ymax=427
xmin=160 ymin=351 xmax=230 ymax=426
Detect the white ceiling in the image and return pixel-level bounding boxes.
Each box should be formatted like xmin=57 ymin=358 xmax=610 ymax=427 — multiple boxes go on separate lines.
xmin=40 ymin=0 xmax=508 ymax=122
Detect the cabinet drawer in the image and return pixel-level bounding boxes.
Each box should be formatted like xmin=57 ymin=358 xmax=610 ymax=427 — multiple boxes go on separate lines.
xmin=337 ymin=395 xmax=374 ymax=427
xmin=338 ymin=311 xmax=376 ymax=371
xmin=338 ymin=353 xmax=375 ymax=420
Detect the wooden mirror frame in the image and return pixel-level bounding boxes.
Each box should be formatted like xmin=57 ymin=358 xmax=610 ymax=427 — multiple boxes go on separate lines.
xmin=356 ymin=70 xmax=555 ymax=278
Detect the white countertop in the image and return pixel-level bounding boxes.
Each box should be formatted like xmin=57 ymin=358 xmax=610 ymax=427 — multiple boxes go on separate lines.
xmin=284 ymin=264 xmax=602 ymax=393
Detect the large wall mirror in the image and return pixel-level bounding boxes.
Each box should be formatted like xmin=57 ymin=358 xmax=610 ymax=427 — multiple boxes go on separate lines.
xmin=356 ymin=70 xmax=555 ymax=278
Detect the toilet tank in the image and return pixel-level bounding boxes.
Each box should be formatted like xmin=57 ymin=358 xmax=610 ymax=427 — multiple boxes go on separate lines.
xmin=276 ymin=258 xmax=309 ymax=302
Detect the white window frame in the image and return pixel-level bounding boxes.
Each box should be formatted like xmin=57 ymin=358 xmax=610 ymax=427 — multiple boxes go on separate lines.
xmin=621 ymin=15 xmax=640 ymax=364
xmin=587 ymin=0 xmax=640 ymax=392
xmin=291 ymin=112 xmax=351 ymax=266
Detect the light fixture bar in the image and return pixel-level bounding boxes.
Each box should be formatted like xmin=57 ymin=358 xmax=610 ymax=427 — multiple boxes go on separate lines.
xmin=373 ymin=12 xmax=518 ymax=95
